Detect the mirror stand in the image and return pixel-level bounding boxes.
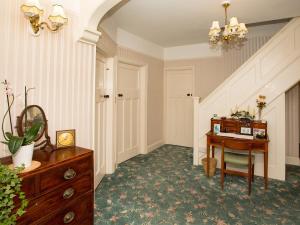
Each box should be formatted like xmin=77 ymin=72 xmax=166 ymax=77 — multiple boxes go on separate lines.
xmin=16 ymin=105 xmax=54 ymax=151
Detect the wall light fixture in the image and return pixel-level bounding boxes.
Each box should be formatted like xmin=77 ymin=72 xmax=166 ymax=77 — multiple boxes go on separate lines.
xmin=21 ymin=0 xmax=68 ymax=35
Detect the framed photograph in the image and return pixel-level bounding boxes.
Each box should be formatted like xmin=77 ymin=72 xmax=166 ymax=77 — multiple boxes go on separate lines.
xmin=240 ymin=127 xmax=252 ymax=135
xmin=213 ymin=124 xmax=221 ymax=134
xmin=253 ymin=128 xmax=266 ymax=139
xmin=56 ymin=129 xmax=76 ymax=149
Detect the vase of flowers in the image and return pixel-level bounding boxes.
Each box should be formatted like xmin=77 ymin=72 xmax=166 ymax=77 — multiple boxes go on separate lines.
xmin=256 ymin=95 xmax=266 ymax=120
xmin=1 ymin=81 xmax=43 ymax=168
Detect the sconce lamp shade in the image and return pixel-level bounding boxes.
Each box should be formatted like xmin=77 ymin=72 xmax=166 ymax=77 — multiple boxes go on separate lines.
xmin=21 ymin=0 xmax=43 ymax=17
xmin=48 ymin=4 xmax=68 ymax=27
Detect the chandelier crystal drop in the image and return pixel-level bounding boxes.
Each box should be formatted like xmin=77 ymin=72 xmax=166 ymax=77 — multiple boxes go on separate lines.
xmin=209 ymin=0 xmax=248 ymax=48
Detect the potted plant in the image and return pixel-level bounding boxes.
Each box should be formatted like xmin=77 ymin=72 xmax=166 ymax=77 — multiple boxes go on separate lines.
xmin=1 ymin=81 xmax=43 ymax=168
xmin=0 ymin=163 xmax=28 ymax=224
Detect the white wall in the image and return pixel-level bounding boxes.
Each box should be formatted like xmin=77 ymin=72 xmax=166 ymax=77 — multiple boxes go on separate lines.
xmin=0 ymin=0 xmax=95 ymax=157
xmin=164 ymin=43 xmax=221 ymax=60
xmin=117 ymin=28 xmax=164 ymax=60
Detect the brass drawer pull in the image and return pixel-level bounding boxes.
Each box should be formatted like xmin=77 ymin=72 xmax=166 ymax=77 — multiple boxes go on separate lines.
xmin=64 ymin=168 xmax=76 ymax=180
xmin=63 ymin=188 xmax=75 ymax=199
xmin=63 ymin=211 xmax=75 ymax=224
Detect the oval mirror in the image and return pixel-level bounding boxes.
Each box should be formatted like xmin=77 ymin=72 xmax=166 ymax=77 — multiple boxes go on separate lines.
xmin=16 ymin=105 xmax=52 ymax=149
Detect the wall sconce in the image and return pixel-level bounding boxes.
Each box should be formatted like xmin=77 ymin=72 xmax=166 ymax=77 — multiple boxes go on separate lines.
xmin=21 ymin=0 xmax=68 ymax=35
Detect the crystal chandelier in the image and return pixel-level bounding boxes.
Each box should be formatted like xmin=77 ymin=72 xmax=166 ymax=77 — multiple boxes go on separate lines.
xmin=209 ymin=0 xmax=248 ymax=47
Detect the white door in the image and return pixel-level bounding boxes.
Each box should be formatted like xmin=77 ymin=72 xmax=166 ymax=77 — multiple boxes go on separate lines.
xmin=166 ymin=68 xmax=194 ymax=147
xmin=116 ymin=63 xmax=140 ymax=163
xmin=94 ymin=54 xmax=107 ymax=187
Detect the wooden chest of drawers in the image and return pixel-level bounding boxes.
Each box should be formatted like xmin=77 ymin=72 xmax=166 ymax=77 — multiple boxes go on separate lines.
xmin=1 ymin=147 xmax=94 ymax=225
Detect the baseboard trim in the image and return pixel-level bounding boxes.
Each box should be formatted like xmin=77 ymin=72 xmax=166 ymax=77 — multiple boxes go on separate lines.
xmin=148 ymin=139 xmax=164 ymax=152
xmin=286 ymin=156 xmax=300 ymax=166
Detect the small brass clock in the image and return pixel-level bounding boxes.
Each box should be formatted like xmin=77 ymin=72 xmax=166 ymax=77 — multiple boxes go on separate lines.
xmin=56 ymin=129 xmax=76 ymax=149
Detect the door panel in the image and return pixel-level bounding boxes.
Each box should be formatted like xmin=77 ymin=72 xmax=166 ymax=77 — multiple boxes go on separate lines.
xmin=94 ymin=56 xmax=107 ymax=188
xmin=166 ymin=68 xmax=194 ymax=147
xmin=117 ymin=63 xmax=140 ymax=163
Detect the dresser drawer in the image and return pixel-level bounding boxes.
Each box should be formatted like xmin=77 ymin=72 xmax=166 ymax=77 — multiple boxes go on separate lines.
xmin=40 ymin=155 xmax=92 ymax=192
xmin=18 ymin=174 xmax=92 ymax=224
xmin=21 ymin=176 xmax=37 ymax=199
xmin=37 ymin=191 xmax=93 ymax=225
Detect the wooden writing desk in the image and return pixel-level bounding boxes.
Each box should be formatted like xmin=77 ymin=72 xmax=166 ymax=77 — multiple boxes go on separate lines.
xmin=206 ymin=118 xmax=269 ymax=189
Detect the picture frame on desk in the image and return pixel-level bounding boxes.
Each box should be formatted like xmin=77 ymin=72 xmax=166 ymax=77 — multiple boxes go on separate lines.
xmin=213 ymin=124 xmax=221 ymax=134
xmin=240 ymin=127 xmax=252 ymax=135
xmin=253 ymin=128 xmax=266 ymax=139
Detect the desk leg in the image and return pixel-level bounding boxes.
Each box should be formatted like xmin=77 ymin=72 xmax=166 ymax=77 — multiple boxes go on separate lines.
xmin=206 ymin=138 xmax=211 ymax=178
xmin=264 ymin=147 xmax=268 ymax=189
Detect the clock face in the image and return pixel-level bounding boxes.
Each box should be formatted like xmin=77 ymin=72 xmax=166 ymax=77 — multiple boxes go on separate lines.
xmin=56 ymin=130 xmax=75 ymax=148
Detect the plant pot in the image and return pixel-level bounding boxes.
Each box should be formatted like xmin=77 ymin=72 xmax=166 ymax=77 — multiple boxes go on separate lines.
xmin=12 ymin=143 xmax=34 ymax=168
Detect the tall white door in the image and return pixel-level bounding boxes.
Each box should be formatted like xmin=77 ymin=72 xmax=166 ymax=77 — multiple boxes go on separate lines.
xmin=166 ymin=68 xmax=194 ymax=147
xmin=94 ymin=54 xmax=107 ymax=188
xmin=117 ymin=63 xmax=140 ymax=163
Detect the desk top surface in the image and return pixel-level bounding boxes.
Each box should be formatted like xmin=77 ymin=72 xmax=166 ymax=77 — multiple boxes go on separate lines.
xmin=206 ymin=131 xmax=269 ymax=143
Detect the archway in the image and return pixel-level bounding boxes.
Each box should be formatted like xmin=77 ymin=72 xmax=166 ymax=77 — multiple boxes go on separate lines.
xmin=79 ymin=0 xmax=122 ymax=43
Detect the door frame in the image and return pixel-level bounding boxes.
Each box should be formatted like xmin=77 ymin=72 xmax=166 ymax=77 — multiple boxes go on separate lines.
xmin=94 ymin=51 xmax=110 ymax=187
xmin=114 ymin=57 xmax=148 ymax=166
xmin=163 ymin=66 xmax=195 ymax=144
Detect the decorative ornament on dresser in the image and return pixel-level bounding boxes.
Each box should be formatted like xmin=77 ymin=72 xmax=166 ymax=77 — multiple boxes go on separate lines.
xmin=1 ymin=81 xmax=43 ymax=168
xmin=256 ymin=95 xmax=267 ymax=121
xmin=56 ymin=129 xmax=76 ymax=149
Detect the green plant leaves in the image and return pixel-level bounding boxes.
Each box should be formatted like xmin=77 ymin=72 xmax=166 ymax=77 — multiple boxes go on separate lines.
xmin=5 ymin=132 xmax=13 ymax=140
xmin=2 ymin=121 xmax=43 ymax=155
xmin=7 ymin=136 xmax=24 ymax=155
xmin=24 ymin=121 xmax=43 ymax=145
xmin=0 ymin=163 xmax=28 ymax=224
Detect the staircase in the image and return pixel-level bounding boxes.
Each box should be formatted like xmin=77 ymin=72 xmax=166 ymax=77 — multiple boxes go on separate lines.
xmin=193 ymin=17 xmax=300 ymax=180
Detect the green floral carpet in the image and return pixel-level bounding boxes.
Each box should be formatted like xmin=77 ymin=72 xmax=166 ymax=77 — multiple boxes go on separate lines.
xmin=94 ymin=145 xmax=300 ymax=225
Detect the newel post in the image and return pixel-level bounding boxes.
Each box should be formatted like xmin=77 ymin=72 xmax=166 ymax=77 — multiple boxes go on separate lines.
xmin=193 ymin=97 xmax=201 ymax=165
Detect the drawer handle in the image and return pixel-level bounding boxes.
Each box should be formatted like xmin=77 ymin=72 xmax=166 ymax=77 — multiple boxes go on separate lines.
xmin=63 ymin=188 xmax=75 ymax=199
xmin=63 ymin=211 xmax=75 ymax=224
xmin=64 ymin=168 xmax=76 ymax=180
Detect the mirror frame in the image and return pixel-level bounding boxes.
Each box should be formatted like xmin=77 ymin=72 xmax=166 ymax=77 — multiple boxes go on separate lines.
xmin=16 ymin=105 xmax=53 ymax=149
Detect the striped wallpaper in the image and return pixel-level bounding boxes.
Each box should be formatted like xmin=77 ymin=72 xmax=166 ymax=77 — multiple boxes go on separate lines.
xmin=0 ymin=0 xmax=96 ymax=157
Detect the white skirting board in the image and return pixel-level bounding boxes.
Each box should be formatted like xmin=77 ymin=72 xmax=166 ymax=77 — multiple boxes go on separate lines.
xmin=286 ymin=156 xmax=300 ymax=166
xmin=147 ymin=140 xmax=164 ymax=153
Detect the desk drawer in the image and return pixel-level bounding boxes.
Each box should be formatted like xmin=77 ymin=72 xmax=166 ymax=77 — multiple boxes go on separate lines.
xmin=18 ymin=173 xmax=92 ymax=224
xmin=40 ymin=155 xmax=92 ymax=192
xmin=37 ymin=191 xmax=93 ymax=225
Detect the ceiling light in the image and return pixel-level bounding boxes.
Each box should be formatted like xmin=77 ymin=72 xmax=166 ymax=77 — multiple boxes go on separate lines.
xmin=208 ymin=0 xmax=248 ymax=48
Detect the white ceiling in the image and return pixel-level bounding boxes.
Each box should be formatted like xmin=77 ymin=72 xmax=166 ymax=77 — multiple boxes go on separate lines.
xmin=102 ymin=0 xmax=300 ymax=47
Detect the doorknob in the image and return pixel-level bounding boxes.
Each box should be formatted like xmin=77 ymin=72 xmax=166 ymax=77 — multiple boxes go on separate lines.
xmin=118 ymin=93 xmax=123 ymax=97
xmin=103 ymin=95 xmax=110 ymax=99
xmin=187 ymin=93 xmax=192 ymax=97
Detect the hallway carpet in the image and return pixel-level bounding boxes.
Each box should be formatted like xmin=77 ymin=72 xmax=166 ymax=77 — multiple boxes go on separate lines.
xmin=94 ymin=145 xmax=300 ymax=225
